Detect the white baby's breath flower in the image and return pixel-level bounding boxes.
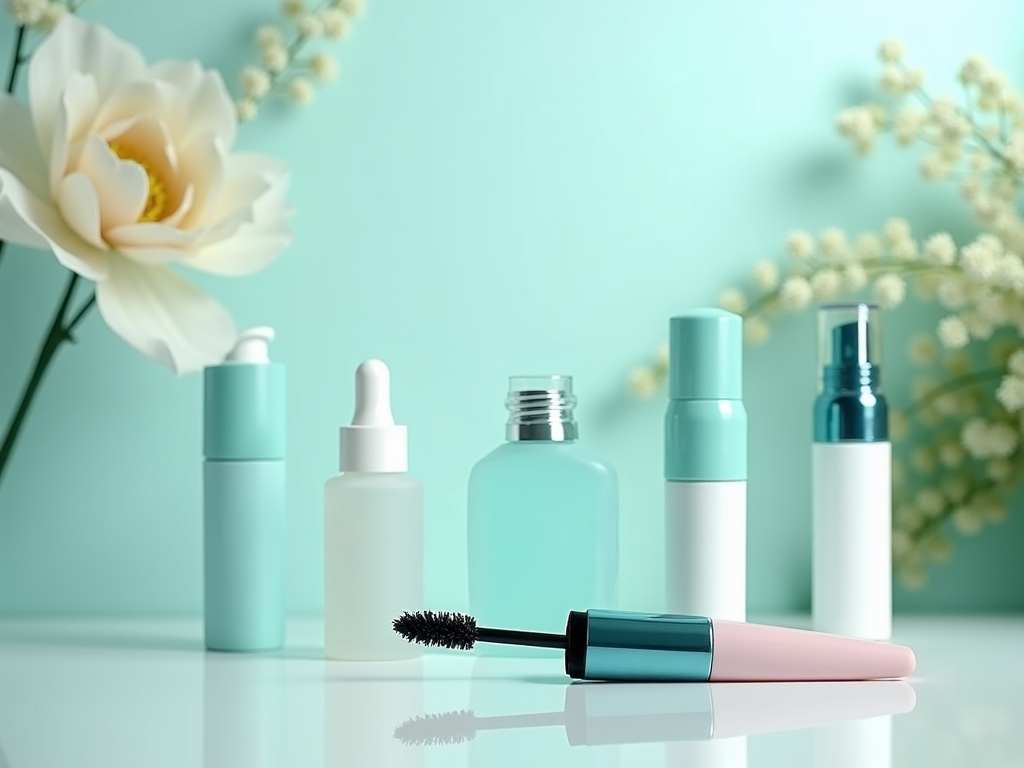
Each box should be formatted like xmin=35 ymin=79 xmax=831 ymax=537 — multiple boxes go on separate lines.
xmin=282 ymin=0 xmax=306 ymax=18
xmin=883 ymin=218 xmax=911 ymax=245
xmin=903 ymin=68 xmax=924 ymax=90
xmin=1008 ymin=350 xmax=1024 ymax=376
xmin=335 ymin=0 xmax=365 ymax=16
xmin=261 ymin=44 xmax=290 ymax=73
xmin=752 ymin=259 xmax=780 ymax=290
xmin=920 ymin=153 xmax=951 ymax=180
xmin=959 ymin=55 xmax=990 ymax=86
xmin=628 ymin=367 xmax=658 ymax=398
xmin=843 ymin=263 xmax=868 ymax=291
xmin=934 ymin=391 xmax=959 ymax=416
xmin=942 ymin=475 xmax=969 ymax=503
xmin=818 ymin=227 xmax=848 ymax=259
xmin=785 ymin=229 xmax=814 ymax=258
xmin=656 ymin=342 xmax=669 ymax=367
xmin=296 ymin=13 xmax=324 ymax=38
xmin=5 ymin=0 xmax=45 ymax=25
xmin=961 ymin=418 xmax=991 ymax=458
xmin=976 ymin=290 xmax=1010 ymax=324
xmin=960 ymin=238 xmax=1000 ymax=282
xmin=937 ymin=315 xmax=970 ymax=349
xmin=987 ymin=422 xmax=1018 ymax=458
xmin=996 ymin=375 xmax=1024 ymax=412
xmin=718 ymin=288 xmax=747 ymax=314
xmin=962 ymin=311 xmax=994 ymax=340
xmin=936 ymin=277 xmax=970 ymax=310
xmin=310 ymin=51 xmax=338 ymax=81
xmin=236 ymin=98 xmax=258 ymax=122
xmin=744 ymin=317 xmax=770 ymax=345
xmin=879 ymin=66 xmax=906 ymax=93
xmin=287 ymin=76 xmax=315 ymax=105
xmin=952 ymin=506 xmax=984 ymax=535
xmin=779 ymin=275 xmax=813 ymax=311
xmin=873 ymin=273 xmax=906 ymax=309
xmin=968 ymin=153 xmax=991 ymax=173
xmin=35 ymin=1 xmax=66 ymax=32
xmin=923 ymin=232 xmax=956 ymax=265
xmin=939 ymin=441 xmax=966 ymax=468
xmin=916 ymin=488 xmax=945 ymax=517
xmin=960 ymin=177 xmax=983 ymax=203
xmin=925 ymin=534 xmax=953 ymax=562
xmin=255 ymin=24 xmax=284 ymax=49
xmin=892 ymin=105 xmax=925 ymax=146
xmin=892 ymin=529 xmax=912 ymax=558
xmin=909 ymin=334 xmax=938 ymax=363
xmin=240 ymin=66 xmax=272 ymax=99
xmin=995 ymin=252 xmax=1024 ymax=293
xmin=878 ymin=38 xmax=903 ymax=63
xmin=854 ymin=232 xmax=883 ymax=260
xmin=320 ymin=8 xmax=351 ymax=38
xmin=810 ymin=268 xmax=841 ymax=299
xmin=891 ymin=239 xmax=919 ymax=260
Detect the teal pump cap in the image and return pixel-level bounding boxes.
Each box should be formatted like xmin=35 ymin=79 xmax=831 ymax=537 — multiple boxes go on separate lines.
xmin=669 ymin=309 xmax=743 ymax=401
xmin=204 ymin=327 xmax=287 ymax=461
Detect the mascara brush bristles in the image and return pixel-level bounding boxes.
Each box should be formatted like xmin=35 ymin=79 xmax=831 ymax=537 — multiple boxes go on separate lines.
xmin=393 ymin=610 xmax=479 ymax=650
xmin=393 ymin=710 xmax=477 ymax=746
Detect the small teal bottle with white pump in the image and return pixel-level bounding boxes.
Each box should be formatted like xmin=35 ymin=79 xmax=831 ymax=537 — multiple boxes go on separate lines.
xmin=203 ymin=327 xmax=287 ymax=652
xmin=468 ymin=375 xmax=618 ymax=654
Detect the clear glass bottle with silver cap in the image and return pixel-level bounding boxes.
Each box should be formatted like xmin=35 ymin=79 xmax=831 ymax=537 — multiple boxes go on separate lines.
xmin=467 ymin=375 xmax=618 ymax=655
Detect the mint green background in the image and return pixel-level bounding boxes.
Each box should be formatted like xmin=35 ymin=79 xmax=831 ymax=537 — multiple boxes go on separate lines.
xmin=2 ymin=0 xmax=1023 ymax=615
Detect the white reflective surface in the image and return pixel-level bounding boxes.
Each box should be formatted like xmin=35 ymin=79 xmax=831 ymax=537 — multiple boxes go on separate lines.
xmin=0 ymin=617 xmax=1022 ymax=767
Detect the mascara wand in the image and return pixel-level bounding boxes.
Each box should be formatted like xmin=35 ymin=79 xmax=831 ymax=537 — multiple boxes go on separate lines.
xmin=392 ymin=608 xmax=917 ymax=682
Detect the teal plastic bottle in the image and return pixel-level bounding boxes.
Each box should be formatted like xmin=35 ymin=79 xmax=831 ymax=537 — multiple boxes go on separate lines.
xmin=203 ymin=327 xmax=287 ymax=652
xmin=468 ymin=376 xmax=618 ymax=655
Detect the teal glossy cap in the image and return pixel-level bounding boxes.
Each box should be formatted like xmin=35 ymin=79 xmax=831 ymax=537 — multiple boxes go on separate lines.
xmin=669 ymin=309 xmax=743 ymax=401
xmin=204 ymin=362 xmax=287 ymax=460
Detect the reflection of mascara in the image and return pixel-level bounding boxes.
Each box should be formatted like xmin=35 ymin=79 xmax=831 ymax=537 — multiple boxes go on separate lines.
xmin=394 ymin=680 xmax=916 ymax=747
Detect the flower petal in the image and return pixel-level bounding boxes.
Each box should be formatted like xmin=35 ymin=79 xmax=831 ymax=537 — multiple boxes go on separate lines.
xmin=77 ymin=135 xmax=148 ymax=231
xmin=0 ymin=94 xmax=48 ymax=200
xmin=48 ymin=71 xmax=99 ymax=198
xmin=176 ymin=134 xmax=225 ymax=231
xmin=95 ymin=256 xmax=236 ymax=374
xmin=0 ymin=169 xmax=109 ymax=278
xmin=57 ymin=173 xmax=108 ymax=251
xmin=29 ymin=17 xmax=147 ymax=165
xmin=149 ymin=60 xmax=237 ymax=149
xmin=93 ymin=81 xmax=167 ymax=139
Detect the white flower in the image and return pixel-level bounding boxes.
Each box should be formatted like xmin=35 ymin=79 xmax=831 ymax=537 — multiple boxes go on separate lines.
xmin=892 ymin=105 xmax=925 ymax=146
xmin=836 ymin=106 xmax=878 ymax=143
xmin=785 ymin=229 xmax=814 ymax=258
xmin=903 ymin=68 xmax=924 ymax=90
xmin=916 ymin=488 xmax=945 ymax=517
xmin=1008 ymin=350 xmax=1024 ymax=376
xmin=960 ymin=237 xmax=1000 ymax=281
xmin=890 ymin=238 xmax=918 ymax=260
xmin=961 ymin=418 xmax=990 ymax=458
xmin=261 ymin=44 xmax=290 ymax=73
xmin=854 ymin=232 xmax=883 ymax=259
xmin=843 ymin=263 xmax=868 ymax=291
xmin=962 ymin=311 xmax=994 ymax=340
xmin=810 ymin=268 xmax=841 ymax=299
xmin=996 ymin=375 xmax=1024 ymax=412
xmin=287 ymin=76 xmax=315 ymax=105
xmin=883 ymin=217 xmax=911 ymax=245
xmin=818 ymin=227 xmax=848 ymax=259
xmin=892 ymin=529 xmax=912 ymax=558
xmin=236 ymin=98 xmax=258 ymax=122
xmin=968 ymin=153 xmax=991 ymax=173
xmin=952 ymin=506 xmax=983 ymax=535
xmin=937 ymin=316 xmax=970 ymax=349
xmin=936 ymin=277 xmax=970 ymax=309
xmin=743 ymin=317 xmax=770 ymax=345
xmin=925 ymin=534 xmax=953 ymax=562
xmin=35 ymin=1 xmax=66 ymax=32
xmin=752 ymin=259 xmax=780 ymax=290
xmin=718 ymin=288 xmax=747 ymax=314
xmin=255 ymin=25 xmax=284 ymax=49
xmin=923 ymin=232 xmax=956 ymax=265
xmin=656 ymin=342 xmax=669 ymax=367
xmin=878 ymin=38 xmax=903 ymax=63
xmin=296 ymin=13 xmax=324 ymax=38
xmin=988 ymin=423 xmax=1018 ymax=458
xmin=939 ymin=441 xmax=966 ymax=468
xmin=282 ymin=0 xmax=305 ymax=18
xmin=5 ymin=0 xmax=45 ymax=25
xmin=628 ymin=367 xmax=658 ymax=398
xmin=959 ymin=55 xmax=990 ymax=86
xmin=879 ymin=66 xmax=906 ymax=93
xmin=909 ymin=334 xmax=938 ymax=363
xmin=0 ymin=19 xmax=291 ymax=373
xmin=930 ymin=96 xmax=971 ymax=141
xmin=310 ymin=51 xmax=338 ymax=82
xmin=320 ymin=8 xmax=351 ymax=38
xmin=873 ymin=273 xmax=906 ymax=309
xmin=977 ymin=290 xmax=1010 ymax=324
xmin=334 ymin=0 xmax=365 ymax=17
xmin=942 ymin=475 xmax=968 ymax=502
xmin=241 ymin=66 xmax=272 ymax=99
xmin=779 ymin=275 xmax=813 ymax=311
xmin=920 ymin=153 xmax=951 ymax=180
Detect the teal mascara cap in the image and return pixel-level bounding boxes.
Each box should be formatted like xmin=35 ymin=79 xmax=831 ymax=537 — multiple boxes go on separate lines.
xmin=669 ymin=309 xmax=743 ymax=401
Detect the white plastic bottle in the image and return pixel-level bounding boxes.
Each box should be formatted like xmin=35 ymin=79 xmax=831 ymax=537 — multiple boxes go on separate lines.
xmin=324 ymin=359 xmax=423 ymax=660
xmin=812 ymin=303 xmax=892 ymax=640
xmin=664 ymin=309 xmax=747 ymax=622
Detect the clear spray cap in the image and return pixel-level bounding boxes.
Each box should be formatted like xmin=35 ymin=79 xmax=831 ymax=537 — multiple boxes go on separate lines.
xmin=817 ymin=303 xmax=882 ymax=391
xmin=339 ymin=359 xmax=408 ymax=473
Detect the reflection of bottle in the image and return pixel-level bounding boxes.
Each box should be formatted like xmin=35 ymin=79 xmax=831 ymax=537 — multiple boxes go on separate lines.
xmin=813 ymin=303 xmax=891 ymax=640
xmin=664 ymin=310 xmax=747 ymax=622
xmin=324 ymin=360 xmax=423 ymax=660
xmin=203 ymin=654 xmax=285 ymax=768
xmin=468 ymin=376 xmax=618 ymax=652
xmin=203 ymin=327 xmax=287 ymax=652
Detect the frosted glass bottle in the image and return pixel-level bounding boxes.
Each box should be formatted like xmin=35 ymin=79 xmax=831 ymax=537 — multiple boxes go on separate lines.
xmin=324 ymin=360 xmax=423 ymax=661
xmin=468 ymin=375 xmax=618 ymax=654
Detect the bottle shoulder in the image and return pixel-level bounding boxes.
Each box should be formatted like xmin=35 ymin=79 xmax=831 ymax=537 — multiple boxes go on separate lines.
xmin=471 ymin=441 xmax=616 ymax=478
xmin=325 ymin=472 xmax=423 ymax=491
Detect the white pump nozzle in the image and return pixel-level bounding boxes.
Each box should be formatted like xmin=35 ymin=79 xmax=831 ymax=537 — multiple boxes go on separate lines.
xmin=352 ymin=359 xmax=396 ymax=426
xmin=227 ymin=326 xmax=275 ymax=363
xmin=339 ymin=359 xmax=408 ymax=473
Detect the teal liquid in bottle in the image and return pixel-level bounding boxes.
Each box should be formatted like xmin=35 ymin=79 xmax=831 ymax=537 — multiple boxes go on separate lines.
xmin=468 ymin=376 xmax=618 ymax=656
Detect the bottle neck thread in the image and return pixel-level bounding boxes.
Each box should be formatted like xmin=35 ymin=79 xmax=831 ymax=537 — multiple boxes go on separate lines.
xmin=822 ymin=363 xmax=881 ymax=393
xmin=506 ymin=388 xmax=578 ymax=442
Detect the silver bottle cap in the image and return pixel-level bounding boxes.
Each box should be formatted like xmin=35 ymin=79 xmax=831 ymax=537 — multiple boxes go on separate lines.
xmin=506 ymin=375 xmax=578 ymax=442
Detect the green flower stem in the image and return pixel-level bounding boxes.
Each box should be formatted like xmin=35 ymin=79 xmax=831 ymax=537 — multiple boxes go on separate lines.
xmin=0 ymin=274 xmax=96 ymax=485
xmin=904 ymin=366 xmax=1004 ymax=417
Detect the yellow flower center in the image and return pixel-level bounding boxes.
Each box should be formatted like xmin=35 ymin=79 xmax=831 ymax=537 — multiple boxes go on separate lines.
xmin=108 ymin=140 xmax=168 ymax=223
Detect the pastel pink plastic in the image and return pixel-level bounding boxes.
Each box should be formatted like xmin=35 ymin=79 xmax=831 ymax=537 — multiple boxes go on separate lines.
xmin=709 ymin=620 xmax=916 ymax=682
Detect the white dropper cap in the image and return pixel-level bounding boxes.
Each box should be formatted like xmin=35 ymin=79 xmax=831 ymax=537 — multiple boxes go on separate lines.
xmin=339 ymin=359 xmax=408 ymax=473
xmin=226 ymin=326 xmax=275 ymax=363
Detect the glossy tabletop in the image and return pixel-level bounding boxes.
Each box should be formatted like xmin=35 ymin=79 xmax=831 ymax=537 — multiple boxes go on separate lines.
xmin=0 ymin=616 xmax=1021 ymax=767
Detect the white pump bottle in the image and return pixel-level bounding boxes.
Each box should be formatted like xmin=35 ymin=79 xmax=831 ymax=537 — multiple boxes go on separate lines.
xmin=324 ymin=359 xmax=424 ymax=660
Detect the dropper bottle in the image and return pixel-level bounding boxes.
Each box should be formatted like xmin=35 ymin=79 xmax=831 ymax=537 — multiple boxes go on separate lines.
xmin=324 ymin=359 xmax=424 ymax=660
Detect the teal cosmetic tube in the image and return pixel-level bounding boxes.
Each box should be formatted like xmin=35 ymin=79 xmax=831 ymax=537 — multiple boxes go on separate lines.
xmin=203 ymin=327 xmax=287 ymax=652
